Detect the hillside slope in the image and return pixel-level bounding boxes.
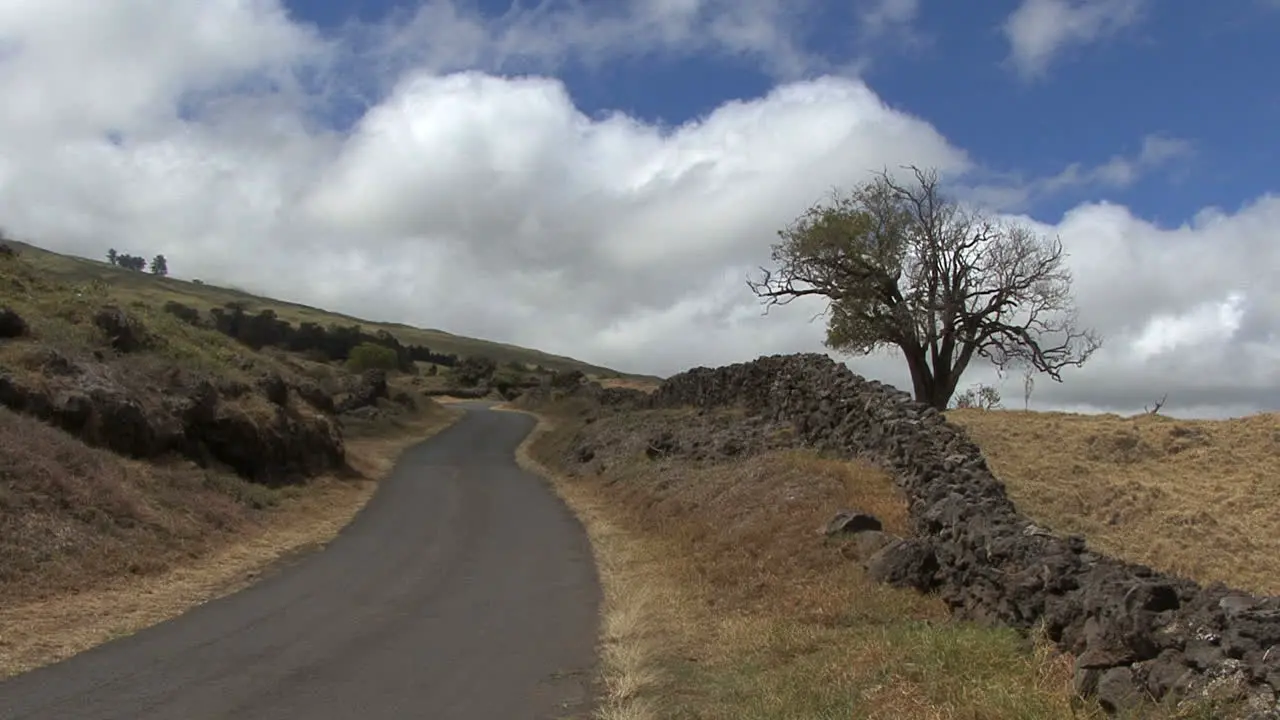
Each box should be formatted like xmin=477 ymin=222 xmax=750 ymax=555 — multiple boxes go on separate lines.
xmin=0 ymin=239 xmax=478 ymax=675
xmin=5 ymin=238 xmax=655 ymax=380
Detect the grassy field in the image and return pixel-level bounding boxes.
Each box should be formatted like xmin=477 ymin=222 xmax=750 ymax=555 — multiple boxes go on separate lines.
xmin=514 ymin=398 xmax=1265 ymax=719
xmin=4 ymin=238 xmax=656 ymax=379
xmin=517 ymin=404 xmax=1118 ymax=719
xmin=948 ymin=408 xmax=1280 ymax=597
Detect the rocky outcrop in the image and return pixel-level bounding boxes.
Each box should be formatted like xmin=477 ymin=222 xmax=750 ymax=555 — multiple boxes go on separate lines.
xmin=0 ymin=306 xmax=28 ymax=338
xmin=643 ymin=353 xmax=1280 ymax=718
xmin=93 ymin=306 xmax=154 ymax=353
xmin=0 ymin=359 xmax=344 ymax=487
xmin=337 ymin=369 xmax=389 ymax=413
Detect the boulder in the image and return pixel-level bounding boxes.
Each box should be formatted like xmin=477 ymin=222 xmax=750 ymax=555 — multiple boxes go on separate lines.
xmin=93 ymin=306 xmax=152 ymax=352
xmin=824 ymin=510 xmax=883 ymax=536
xmin=0 ymin=306 xmax=27 ymax=338
xmin=338 ymin=369 xmax=388 ymax=413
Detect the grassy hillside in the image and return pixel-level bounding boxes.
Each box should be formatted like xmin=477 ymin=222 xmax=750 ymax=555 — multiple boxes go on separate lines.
xmin=5 ymin=239 xmax=656 ymax=380
xmin=0 ymin=239 xmax=472 ymax=675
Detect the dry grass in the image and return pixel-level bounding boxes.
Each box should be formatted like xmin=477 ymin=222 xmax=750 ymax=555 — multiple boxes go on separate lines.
xmin=0 ymin=403 xmax=463 ymax=679
xmin=949 ymin=408 xmax=1280 ymax=596
xmin=0 ymin=407 xmax=261 ymax=606
xmin=515 ymin=405 xmax=1124 ymax=720
xmin=594 ymin=377 xmax=662 ymax=393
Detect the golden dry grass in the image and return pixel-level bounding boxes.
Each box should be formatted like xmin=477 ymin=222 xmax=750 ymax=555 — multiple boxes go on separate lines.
xmin=514 ymin=405 xmax=1133 ymax=720
xmin=594 ymin=377 xmax=662 ymax=393
xmin=948 ymin=408 xmax=1280 ymax=597
xmin=0 ymin=404 xmax=463 ymax=679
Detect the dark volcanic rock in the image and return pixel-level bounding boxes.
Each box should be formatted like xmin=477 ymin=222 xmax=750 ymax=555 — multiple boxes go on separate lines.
xmin=0 ymin=363 xmax=345 ymax=487
xmin=338 ymin=369 xmax=388 ymax=413
xmin=641 ymin=352 xmax=1280 ymax=717
xmin=92 ymin=306 xmax=152 ymax=353
xmin=292 ymin=380 xmax=335 ymax=413
xmin=0 ymin=306 xmax=27 ymax=338
xmin=865 ymin=537 xmax=940 ymax=592
xmin=258 ymin=372 xmax=289 ymax=406
xmin=824 ymin=510 xmax=883 ymax=536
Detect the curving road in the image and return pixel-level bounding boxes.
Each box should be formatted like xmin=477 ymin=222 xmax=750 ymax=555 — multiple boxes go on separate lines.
xmin=0 ymin=403 xmax=601 ymax=720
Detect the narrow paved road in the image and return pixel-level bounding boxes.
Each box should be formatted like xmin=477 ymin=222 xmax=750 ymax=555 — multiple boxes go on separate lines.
xmin=0 ymin=403 xmax=601 ymax=720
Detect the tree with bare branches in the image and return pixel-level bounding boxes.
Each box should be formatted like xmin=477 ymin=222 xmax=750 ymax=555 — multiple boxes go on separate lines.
xmin=748 ymin=166 xmax=1102 ymax=410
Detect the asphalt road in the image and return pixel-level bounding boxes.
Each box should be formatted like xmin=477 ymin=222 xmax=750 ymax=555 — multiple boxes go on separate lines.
xmin=0 ymin=403 xmax=601 ymax=720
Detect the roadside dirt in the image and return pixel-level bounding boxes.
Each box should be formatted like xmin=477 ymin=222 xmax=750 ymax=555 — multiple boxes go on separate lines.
xmin=0 ymin=407 xmax=463 ymax=679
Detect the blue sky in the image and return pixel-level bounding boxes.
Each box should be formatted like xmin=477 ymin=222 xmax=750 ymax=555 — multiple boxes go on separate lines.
xmin=281 ymin=0 xmax=1280 ymax=229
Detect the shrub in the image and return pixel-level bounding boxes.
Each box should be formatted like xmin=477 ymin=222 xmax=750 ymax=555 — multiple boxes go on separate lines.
xmin=452 ymin=354 xmax=497 ymax=387
xmin=345 ymin=342 xmax=399 ymax=372
xmin=953 ymin=383 xmax=1002 ymax=410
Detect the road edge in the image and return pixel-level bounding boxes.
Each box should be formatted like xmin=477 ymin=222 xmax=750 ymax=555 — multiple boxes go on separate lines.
xmin=0 ymin=405 xmax=466 ymax=680
xmin=504 ymin=405 xmax=663 ymax=720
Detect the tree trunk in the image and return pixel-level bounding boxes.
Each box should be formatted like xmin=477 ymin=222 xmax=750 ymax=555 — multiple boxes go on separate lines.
xmin=928 ymin=368 xmax=959 ymax=410
xmin=902 ymin=344 xmax=957 ymax=410
xmin=901 ymin=345 xmax=937 ymax=408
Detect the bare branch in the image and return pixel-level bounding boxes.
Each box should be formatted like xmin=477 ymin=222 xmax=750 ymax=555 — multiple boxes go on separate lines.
xmin=748 ymin=165 xmax=1102 ymax=409
xmin=1144 ymin=394 xmax=1168 ymax=415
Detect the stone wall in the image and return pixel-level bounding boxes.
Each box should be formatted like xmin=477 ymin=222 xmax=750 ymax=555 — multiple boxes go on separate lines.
xmin=642 ymin=353 xmax=1280 ymax=718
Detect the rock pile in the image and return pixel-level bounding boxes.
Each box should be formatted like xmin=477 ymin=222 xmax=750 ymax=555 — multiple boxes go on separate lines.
xmin=644 ymin=353 xmax=1280 ymax=718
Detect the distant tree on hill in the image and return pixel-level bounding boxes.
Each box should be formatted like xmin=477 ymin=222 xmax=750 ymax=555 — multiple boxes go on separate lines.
xmin=107 ymin=248 xmax=118 ymax=265
xmin=749 ymin=165 xmax=1101 ymax=410
xmin=112 ymin=253 xmax=147 ymax=271
xmin=150 ymin=254 xmax=168 ymax=276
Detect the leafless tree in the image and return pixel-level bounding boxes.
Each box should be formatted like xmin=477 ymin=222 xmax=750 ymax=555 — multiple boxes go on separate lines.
xmin=748 ymin=165 xmax=1102 ymax=410
xmin=1144 ymin=394 xmax=1167 ymax=415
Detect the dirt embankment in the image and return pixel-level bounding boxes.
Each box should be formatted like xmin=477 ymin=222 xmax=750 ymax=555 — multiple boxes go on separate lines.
xmin=0 ymin=246 xmax=469 ymax=676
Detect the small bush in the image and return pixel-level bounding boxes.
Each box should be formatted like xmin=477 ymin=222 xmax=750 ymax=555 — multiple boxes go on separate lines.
xmin=346 ymin=342 xmax=399 ymax=372
xmin=953 ymin=384 xmax=1002 ymax=410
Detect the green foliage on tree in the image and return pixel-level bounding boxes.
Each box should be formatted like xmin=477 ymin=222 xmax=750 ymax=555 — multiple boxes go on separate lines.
xmin=346 ymin=342 xmax=400 ymax=372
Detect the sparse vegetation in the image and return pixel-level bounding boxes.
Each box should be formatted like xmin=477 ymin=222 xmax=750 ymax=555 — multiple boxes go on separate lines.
xmin=515 ymin=360 xmax=1279 ymax=718
xmin=948 ymin=407 xmax=1280 ymax=597
xmin=749 ymin=166 xmax=1101 ymax=410
xmin=451 ymin=353 xmax=497 ymax=387
xmin=952 ymin=382 xmax=1002 ymax=409
xmin=518 ymin=404 xmax=1117 ymax=719
xmin=16 ymin=238 xmax=654 ymax=378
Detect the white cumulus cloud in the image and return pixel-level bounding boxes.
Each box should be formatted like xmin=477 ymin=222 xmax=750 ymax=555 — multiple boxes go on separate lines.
xmin=1002 ymin=0 xmax=1146 ymax=80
